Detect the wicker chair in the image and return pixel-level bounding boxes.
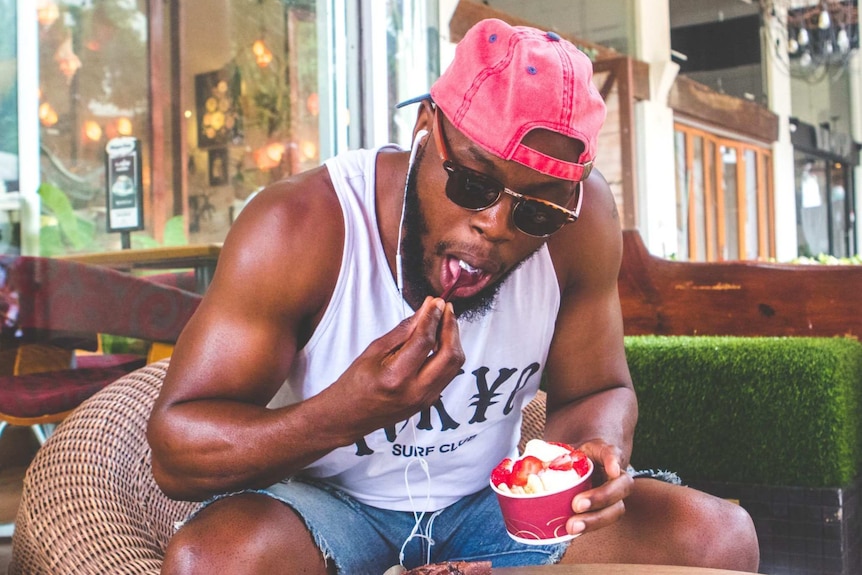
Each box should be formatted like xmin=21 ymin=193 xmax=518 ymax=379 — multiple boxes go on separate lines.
xmin=9 ymin=360 xmax=548 ymax=574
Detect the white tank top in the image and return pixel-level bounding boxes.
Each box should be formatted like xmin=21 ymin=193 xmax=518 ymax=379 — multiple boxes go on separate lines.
xmin=268 ymin=146 xmax=561 ymax=511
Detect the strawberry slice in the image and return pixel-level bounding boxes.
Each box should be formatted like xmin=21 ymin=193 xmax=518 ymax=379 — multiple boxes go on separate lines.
xmin=511 ymin=455 xmax=544 ymax=487
xmin=548 ymin=453 xmax=574 ymax=471
xmin=570 ymin=449 xmax=590 ymax=476
xmin=545 ymin=443 xmax=591 ymax=476
xmin=491 ymin=458 xmax=514 ymax=487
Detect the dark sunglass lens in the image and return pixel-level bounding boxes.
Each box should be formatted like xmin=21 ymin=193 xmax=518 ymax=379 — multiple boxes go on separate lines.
xmin=513 ymin=200 xmax=566 ymax=236
xmin=446 ymin=170 xmax=500 ymax=209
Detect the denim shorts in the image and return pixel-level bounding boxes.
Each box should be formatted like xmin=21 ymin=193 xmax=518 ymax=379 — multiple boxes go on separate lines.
xmin=191 ymin=477 xmax=567 ymax=575
xmin=185 ymin=468 xmax=681 ymax=574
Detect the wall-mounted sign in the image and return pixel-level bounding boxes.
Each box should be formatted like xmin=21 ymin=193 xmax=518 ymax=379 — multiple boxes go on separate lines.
xmin=105 ymin=137 xmax=143 ymax=233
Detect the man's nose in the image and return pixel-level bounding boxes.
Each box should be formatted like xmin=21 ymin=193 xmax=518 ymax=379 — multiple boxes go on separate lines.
xmin=468 ymin=197 xmax=518 ymax=242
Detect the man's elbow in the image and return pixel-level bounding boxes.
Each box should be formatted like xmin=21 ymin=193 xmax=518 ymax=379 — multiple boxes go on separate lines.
xmin=147 ymin=419 xmax=209 ymax=501
xmin=150 ymin=458 xmax=204 ymax=501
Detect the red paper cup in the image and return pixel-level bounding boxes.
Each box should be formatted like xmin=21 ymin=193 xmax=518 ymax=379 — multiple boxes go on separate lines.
xmin=490 ymin=458 xmax=593 ymax=545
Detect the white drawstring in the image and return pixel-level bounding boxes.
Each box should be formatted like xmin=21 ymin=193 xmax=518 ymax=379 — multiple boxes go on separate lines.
xmin=398 ymin=416 xmax=437 ymax=567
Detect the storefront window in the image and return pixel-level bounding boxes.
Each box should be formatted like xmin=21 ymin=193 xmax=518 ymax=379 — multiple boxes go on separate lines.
xmin=182 ymin=0 xmax=323 ymax=241
xmin=32 ymin=0 xmax=347 ymax=254
xmin=36 ymin=0 xmax=150 ymax=255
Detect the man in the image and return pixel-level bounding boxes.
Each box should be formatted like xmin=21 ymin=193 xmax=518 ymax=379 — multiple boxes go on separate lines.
xmin=148 ymin=18 xmax=759 ymax=574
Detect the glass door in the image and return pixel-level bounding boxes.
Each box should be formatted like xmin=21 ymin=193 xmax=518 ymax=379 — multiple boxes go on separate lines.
xmin=828 ymin=160 xmax=853 ymax=258
xmin=795 ymin=153 xmax=856 ymax=259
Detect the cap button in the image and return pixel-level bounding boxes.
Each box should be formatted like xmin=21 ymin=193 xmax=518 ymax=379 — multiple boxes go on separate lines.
xmin=546 ymin=31 xmax=561 ymax=41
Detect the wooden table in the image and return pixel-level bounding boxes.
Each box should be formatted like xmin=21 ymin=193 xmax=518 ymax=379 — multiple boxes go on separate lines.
xmin=494 ymin=566 xmax=757 ymax=575
xmin=59 ymin=244 xmax=222 ymax=294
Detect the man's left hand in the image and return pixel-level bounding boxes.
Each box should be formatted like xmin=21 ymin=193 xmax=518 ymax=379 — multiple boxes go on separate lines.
xmin=565 ymin=440 xmax=633 ymax=535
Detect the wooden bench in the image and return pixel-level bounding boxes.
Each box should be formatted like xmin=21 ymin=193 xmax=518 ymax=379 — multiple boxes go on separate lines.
xmin=618 ymin=229 xmax=862 ymax=338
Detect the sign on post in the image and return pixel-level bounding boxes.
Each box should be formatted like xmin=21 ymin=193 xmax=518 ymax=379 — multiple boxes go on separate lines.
xmin=105 ymin=137 xmax=143 ymax=246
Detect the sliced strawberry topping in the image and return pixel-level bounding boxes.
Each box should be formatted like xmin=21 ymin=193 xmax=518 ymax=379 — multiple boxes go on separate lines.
xmin=491 ymin=458 xmax=514 ymax=487
xmin=548 ymin=453 xmax=574 ymax=471
xmin=511 ymin=455 xmax=544 ymax=487
xmin=571 ymin=449 xmax=590 ymax=476
xmin=548 ymin=447 xmax=590 ymax=477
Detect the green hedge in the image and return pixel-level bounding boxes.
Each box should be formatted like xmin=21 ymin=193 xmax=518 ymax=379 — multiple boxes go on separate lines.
xmin=626 ymin=335 xmax=862 ymax=488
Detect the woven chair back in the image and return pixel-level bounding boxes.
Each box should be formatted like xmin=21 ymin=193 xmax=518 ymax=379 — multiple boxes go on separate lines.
xmin=10 ymin=360 xmax=196 ymax=574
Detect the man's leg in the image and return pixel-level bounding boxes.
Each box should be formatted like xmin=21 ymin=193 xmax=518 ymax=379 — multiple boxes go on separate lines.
xmin=561 ymin=478 xmax=760 ymax=572
xmin=161 ymin=493 xmax=334 ymax=575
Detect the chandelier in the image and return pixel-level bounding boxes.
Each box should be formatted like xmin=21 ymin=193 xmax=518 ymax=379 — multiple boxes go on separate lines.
xmin=762 ymin=0 xmax=859 ymax=81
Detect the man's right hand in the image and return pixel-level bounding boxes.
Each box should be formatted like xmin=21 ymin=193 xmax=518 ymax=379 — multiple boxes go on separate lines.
xmin=325 ymin=296 xmax=464 ymax=440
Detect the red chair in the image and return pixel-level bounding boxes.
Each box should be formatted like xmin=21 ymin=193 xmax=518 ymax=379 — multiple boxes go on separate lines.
xmin=0 ymin=255 xmax=202 ymax=445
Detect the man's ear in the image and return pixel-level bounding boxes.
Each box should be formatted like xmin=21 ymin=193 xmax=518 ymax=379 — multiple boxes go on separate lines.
xmin=412 ymin=99 xmax=434 ymax=142
xmin=412 ymin=129 xmax=428 ymax=149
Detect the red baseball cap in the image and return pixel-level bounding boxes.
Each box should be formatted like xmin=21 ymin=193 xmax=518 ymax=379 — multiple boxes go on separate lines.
xmin=402 ymin=19 xmax=606 ymax=182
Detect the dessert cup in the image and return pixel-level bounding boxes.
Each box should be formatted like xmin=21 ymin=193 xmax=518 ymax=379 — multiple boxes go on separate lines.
xmin=490 ymin=458 xmax=593 ymax=545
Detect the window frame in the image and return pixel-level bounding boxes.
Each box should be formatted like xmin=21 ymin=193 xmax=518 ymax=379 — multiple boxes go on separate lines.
xmin=674 ymin=121 xmax=775 ymax=261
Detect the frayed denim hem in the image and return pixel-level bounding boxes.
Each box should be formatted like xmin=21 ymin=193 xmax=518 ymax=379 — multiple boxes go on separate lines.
xmin=171 ymin=484 xmax=341 ymax=573
xmin=628 ymin=466 xmax=683 ymax=485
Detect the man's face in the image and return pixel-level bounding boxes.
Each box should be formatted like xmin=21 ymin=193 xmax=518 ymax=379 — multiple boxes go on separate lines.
xmin=398 ymin=109 xmax=583 ymax=320
xmin=400 ymin=147 xmax=527 ymax=320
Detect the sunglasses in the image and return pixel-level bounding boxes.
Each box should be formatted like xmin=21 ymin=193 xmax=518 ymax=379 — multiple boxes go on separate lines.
xmin=431 ymin=109 xmax=583 ymax=237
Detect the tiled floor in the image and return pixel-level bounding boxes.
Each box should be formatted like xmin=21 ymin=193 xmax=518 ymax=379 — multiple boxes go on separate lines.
xmin=0 ymin=426 xmax=42 ymax=573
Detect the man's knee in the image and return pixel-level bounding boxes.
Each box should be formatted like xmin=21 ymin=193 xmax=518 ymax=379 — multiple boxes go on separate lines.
xmin=618 ymin=480 xmax=759 ymax=571
xmin=162 ymin=493 xmax=331 ymax=575
xmin=669 ymin=488 xmax=760 ymax=572
xmin=710 ymin=496 xmax=760 ymax=571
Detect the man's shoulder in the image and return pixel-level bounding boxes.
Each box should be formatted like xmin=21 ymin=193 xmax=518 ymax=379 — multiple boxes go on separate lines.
xmin=251 ymin=165 xmax=338 ymax=213
xmin=548 ymin=169 xmax=623 ymax=288
xmin=229 ymin=166 xmax=343 ymax=255
xmin=216 ymin=167 xmax=346 ymax=318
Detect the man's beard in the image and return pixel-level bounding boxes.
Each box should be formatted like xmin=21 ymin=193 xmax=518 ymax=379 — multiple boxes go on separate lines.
xmin=399 ymin=145 xmax=534 ymax=321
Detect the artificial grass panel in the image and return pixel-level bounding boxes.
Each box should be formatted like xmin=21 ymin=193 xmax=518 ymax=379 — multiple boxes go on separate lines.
xmin=625 ymin=335 xmax=862 ymax=488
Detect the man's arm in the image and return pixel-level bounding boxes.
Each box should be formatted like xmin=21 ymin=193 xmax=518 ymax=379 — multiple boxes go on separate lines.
xmin=147 ymin=170 xmax=464 ymax=501
xmin=544 ymin=169 xmax=636 ymax=532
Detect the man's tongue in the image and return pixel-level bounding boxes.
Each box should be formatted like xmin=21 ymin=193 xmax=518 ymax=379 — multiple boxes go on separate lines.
xmin=441 ymin=259 xmax=485 ymax=301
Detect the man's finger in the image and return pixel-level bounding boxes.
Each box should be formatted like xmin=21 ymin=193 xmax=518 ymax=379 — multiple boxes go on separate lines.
xmin=385 ymin=297 xmax=446 ymax=369
xmin=567 ymin=499 xmax=627 ymax=535
xmin=571 ymin=471 xmax=633 ymax=519
xmin=417 ymin=302 xmax=464 ymax=381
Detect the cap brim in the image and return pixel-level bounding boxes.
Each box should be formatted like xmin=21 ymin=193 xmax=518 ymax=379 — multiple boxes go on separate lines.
xmin=395 ymin=93 xmax=431 ymax=109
